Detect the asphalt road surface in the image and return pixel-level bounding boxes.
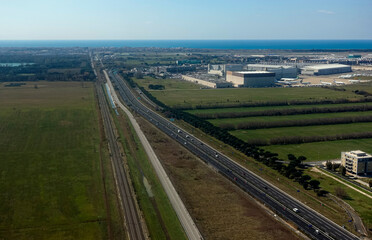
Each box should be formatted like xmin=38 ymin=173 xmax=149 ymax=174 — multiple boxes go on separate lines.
xmin=108 ymin=70 xmax=360 ymax=240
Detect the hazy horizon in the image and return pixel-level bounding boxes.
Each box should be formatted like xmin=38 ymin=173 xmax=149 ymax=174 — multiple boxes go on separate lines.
xmin=1 ymin=0 xmax=371 ymax=40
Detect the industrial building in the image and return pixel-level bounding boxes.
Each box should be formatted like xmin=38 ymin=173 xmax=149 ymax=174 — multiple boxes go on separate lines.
xmin=341 ymin=150 xmax=372 ymax=175
xmin=226 ymin=71 xmax=276 ymax=88
xmin=181 ymin=75 xmax=233 ymax=88
xmin=301 ymin=64 xmax=351 ymax=75
xmin=208 ymin=64 xmax=245 ymax=76
xmin=246 ymin=64 xmax=299 ymax=80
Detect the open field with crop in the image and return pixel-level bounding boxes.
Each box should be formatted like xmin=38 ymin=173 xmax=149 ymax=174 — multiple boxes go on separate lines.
xmin=150 ymin=86 xmax=363 ymax=108
xmin=210 ymin=111 xmax=372 ymax=128
xmin=187 ymin=102 xmax=372 ymax=116
xmin=0 ymin=82 xmax=112 ymax=240
xmin=230 ymin=122 xmax=372 ymax=142
xmin=264 ymin=138 xmax=372 ymax=161
xmin=133 ymin=76 xmax=201 ymax=91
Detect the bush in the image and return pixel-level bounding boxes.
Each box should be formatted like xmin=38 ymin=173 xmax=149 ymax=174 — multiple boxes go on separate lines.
xmin=335 ymin=187 xmax=351 ymax=200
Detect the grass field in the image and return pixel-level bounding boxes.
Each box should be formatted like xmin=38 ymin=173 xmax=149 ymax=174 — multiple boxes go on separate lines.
xmin=150 ymin=86 xmax=363 ymax=108
xmin=230 ymin=122 xmax=372 ymax=143
xmin=137 ymin=117 xmax=300 ymax=240
xmin=113 ymin=109 xmax=186 ymax=240
xmin=133 ymin=76 xmax=201 ymax=91
xmin=0 ymin=82 xmax=109 ymax=239
xmin=209 ymin=111 xmax=372 ymax=128
xmin=263 ymin=139 xmax=372 ymax=161
xmin=306 ymin=168 xmax=372 ymax=232
xmin=263 ymin=138 xmax=372 ymax=161
xmin=187 ymin=102 xmax=372 ymax=115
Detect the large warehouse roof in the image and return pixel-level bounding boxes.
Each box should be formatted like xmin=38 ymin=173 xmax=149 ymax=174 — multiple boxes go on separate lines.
xmin=236 ymin=71 xmax=272 ymax=74
xmin=247 ymin=64 xmax=296 ymax=69
xmin=303 ymin=64 xmax=350 ymax=70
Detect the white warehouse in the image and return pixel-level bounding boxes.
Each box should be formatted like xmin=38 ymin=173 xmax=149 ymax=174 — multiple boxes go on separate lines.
xmin=301 ymin=64 xmax=352 ymax=75
xmin=246 ymin=64 xmax=299 ymax=80
xmin=226 ymin=71 xmax=276 ymax=88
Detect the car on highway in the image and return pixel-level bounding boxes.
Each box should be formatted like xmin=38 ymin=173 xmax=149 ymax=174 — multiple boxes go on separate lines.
xmin=293 ymin=208 xmax=299 ymax=213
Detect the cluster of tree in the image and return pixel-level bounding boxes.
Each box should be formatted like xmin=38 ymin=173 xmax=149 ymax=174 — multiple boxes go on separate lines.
xmin=148 ymin=84 xmax=165 ymax=90
xmin=179 ymin=97 xmax=372 ymax=111
xmin=0 ymin=54 xmax=95 ymax=82
xmin=219 ymin=115 xmax=372 ymax=130
xmin=195 ymin=104 xmax=372 ymax=119
xmin=354 ymin=90 xmax=372 ymax=97
xmin=120 ymin=73 xmax=328 ymax=196
xmin=325 ymin=161 xmax=346 ymax=175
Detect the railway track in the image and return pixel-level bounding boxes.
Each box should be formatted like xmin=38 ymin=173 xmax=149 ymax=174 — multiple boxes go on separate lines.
xmin=95 ymin=68 xmax=145 ymax=240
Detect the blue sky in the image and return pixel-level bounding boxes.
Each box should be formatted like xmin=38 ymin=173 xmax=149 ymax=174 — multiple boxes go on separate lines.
xmin=0 ymin=0 xmax=371 ymax=40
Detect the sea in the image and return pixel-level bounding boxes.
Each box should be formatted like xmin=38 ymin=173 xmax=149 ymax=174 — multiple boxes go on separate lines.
xmin=0 ymin=40 xmax=371 ymax=49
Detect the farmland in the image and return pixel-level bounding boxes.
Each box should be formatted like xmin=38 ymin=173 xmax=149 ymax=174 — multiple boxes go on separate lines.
xmin=0 ymin=82 xmax=114 ymax=239
xmin=209 ymin=111 xmax=372 ymax=128
xmin=150 ymin=86 xmax=364 ymax=109
xmin=134 ymin=77 xmax=372 ymax=161
xmin=264 ymin=138 xmax=372 ymax=161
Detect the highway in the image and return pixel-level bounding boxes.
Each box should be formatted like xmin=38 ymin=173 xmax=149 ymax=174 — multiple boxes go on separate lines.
xmin=108 ymin=70 xmax=360 ymax=240
xmin=95 ymin=66 xmax=146 ymax=240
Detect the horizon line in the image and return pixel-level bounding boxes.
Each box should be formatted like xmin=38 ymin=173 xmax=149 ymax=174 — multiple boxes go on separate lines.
xmin=1 ymin=39 xmax=372 ymax=41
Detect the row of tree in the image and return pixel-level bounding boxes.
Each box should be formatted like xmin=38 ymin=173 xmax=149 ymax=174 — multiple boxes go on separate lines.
xmin=195 ymin=104 xmax=372 ymax=119
xmin=220 ymin=115 xmax=372 ymax=130
xmin=121 ymin=73 xmax=328 ymax=196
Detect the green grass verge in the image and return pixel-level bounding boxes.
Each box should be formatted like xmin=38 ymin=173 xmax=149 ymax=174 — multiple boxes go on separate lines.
xmin=0 ymin=82 xmax=107 ymax=240
xmin=113 ymin=109 xmax=186 ymax=240
xmin=306 ymin=168 xmax=372 ymax=232
xmin=263 ymin=138 xmax=372 ymax=161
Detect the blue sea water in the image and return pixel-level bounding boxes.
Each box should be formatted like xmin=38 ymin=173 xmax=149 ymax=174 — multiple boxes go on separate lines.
xmin=0 ymin=40 xmax=371 ymax=49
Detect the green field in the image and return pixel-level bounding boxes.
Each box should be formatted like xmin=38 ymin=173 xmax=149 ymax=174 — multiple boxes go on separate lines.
xmin=263 ymin=138 xmax=372 ymax=161
xmin=151 ymin=86 xmax=363 ymax=108
xmin=209 ymin=111 xmax=372 ymax=128
xmin=187 ymin=102 xmax=372 ymax=116
xmin=306 ymin=168 xmax=372 ymax=231
xmin=133 ymin=76 xmax=201 ymax=90
xmin=0 ymin=82 xmax=108 ymax=239
xmin=230 ymin=122 xmax=372 ymax=142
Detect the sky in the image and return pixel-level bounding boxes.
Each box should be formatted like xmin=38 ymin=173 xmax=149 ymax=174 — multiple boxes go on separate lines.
xmin=0 ymin=0 xmax=371 ymax=40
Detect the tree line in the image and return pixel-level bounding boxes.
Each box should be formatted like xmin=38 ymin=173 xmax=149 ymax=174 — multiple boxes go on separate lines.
xmin=120 ymin=72 xmax=328 ymax=196
xmin=195 ymin=104 xmax=372 ymax=119
xmin=219 ymin=115 xmax=372 ymax=130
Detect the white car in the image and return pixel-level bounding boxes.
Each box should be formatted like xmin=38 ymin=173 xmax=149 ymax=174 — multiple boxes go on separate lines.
xmin=293 ymin=208 xmax=299 ymax=213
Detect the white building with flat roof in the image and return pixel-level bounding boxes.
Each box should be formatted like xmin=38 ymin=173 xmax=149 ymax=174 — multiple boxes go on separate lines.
xmin=226 ymin=71 xmax=276 ymax=88
xmin=246 ymin=64 xmax=299 ymax=80
xmin=341 ymin=150 xmax=372 ymax=175
xmin=301 ymin=64 xmax=351 ymax=75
